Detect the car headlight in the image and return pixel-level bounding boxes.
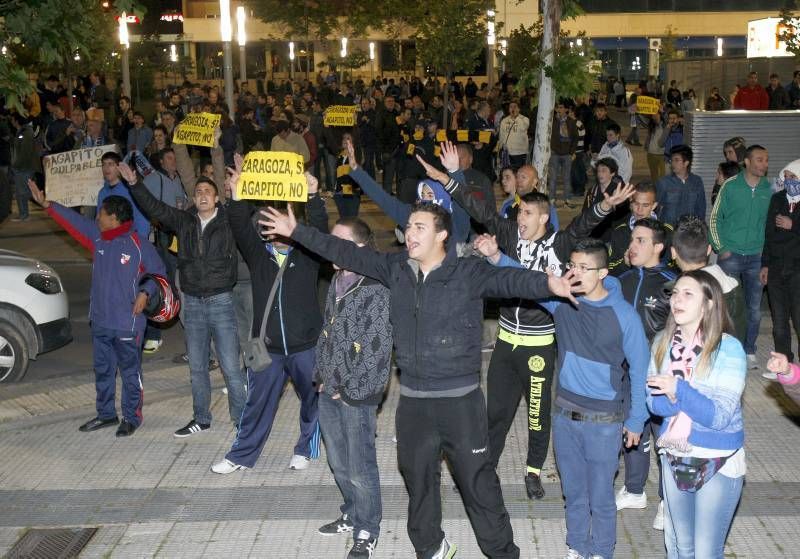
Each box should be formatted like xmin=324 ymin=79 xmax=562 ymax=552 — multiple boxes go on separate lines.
xmin=25 ymin=273 xmax=62 ymax=294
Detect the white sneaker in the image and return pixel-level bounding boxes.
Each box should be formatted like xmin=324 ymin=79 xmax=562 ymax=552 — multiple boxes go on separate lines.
xmin=615 ymin=486 xmax=647 ymax=510
xmin=761 ymin=370 xmax=778 ymax=380
xmin=289 ymin=454 xmax=310 ymax=470
xmin=652 ymin=500 xmax=664 ymax=531
xmin=747 ymin=354 xmax=759 ymax=370
xmin=563 ymin=549 xmax=584 ymax=559
xmin=211 ymin=458 xmax=247 ymax=474
xmin=431 ymin=537 xmax=456 ymax=559
xmin=142 ymin=339 xmax=163 ymax=353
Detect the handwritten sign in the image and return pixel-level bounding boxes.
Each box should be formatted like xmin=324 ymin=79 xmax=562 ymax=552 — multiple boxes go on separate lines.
xmin=235 ymin=151 xmax=308 ymax=202
xmin=324 ymin=105 xmax=358 ymax=127
xmin=43 ymin=144 xmax=118 ymax=206
xmin=172 ymin=112 xmax=221 ymax=147
xmin=636 ymin=96 xmax=660 ymax=115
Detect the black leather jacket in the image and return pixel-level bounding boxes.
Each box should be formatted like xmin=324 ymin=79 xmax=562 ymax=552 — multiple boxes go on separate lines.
xmin=618 ymin=264 xmax=677 ymax=342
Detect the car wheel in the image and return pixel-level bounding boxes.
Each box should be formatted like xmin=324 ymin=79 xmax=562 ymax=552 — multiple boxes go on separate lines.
xmin=0 ymin=320 xmax=29 ymax=383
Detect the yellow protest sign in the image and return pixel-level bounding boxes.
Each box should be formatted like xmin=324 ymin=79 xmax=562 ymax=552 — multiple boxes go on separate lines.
xmin=172 ymin=112 xmax=221 ymax=147
xmin=235 ymin=151 xmax=308 ymax=202
xmin=324 ymin=105 xmax=358 ymax=127
xmin=636 ymin=96 xmax=660 ymax=115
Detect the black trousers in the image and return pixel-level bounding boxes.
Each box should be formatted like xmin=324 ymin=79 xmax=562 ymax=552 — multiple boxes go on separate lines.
xmin=487 ymin=338 xmax=556 ymax=472
xmin=396 ymin=389 xmax=520 ymax=559
xmin=768 ymin=269 xmax=800 ymax=363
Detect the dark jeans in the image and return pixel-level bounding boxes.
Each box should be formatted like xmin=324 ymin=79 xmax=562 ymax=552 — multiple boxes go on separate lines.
xmin=381 ymin=151 xmax=398 ymax=194
xmin=621 ymin=417 xmax=663 ymax=498
xmin=553 ymin=412 xmax=623 ymax=559
xmin=227 ymin=348 xmax=320 ymax=467
xmin=767 ymin=269 xmax=800 ymax=363
xmin=183 ymin=291 xmax=247 ymax=425
xmin=548 ymin=154 xmax=573 ymax=203
xmin=718 ymin=252 xmax=763 ymax=354
xmin=333 ymin=193 xmax=361 ymax=219
xmin=319 ymin=393 xmax=381 ymax=538
xmin=361 ymin=146 xmax=377 ymax=179
xmin=487 ymin=337 xmax=555 ymax=472
xmin=92 ymin=325 xmax=144 ymax=426
xmin=396 ymin=389 xmax=520 ymax=558
xmin=571 ymin=153 xmax=589 ymax=197
xmin=12 ymin=169 xmax=33 ymax=219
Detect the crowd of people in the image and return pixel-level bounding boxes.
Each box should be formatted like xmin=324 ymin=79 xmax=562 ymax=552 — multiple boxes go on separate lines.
xmin=4 ymin=66 xmax=800 ymax=559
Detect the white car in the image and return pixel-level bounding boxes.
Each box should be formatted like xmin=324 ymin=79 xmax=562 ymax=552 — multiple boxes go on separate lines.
xmin=0 ymin=249 xmax=72 ymax=382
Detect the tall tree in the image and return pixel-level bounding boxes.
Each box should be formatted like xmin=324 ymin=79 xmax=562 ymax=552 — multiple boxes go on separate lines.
xmin=778 ymin=2 xmax=800 ymax=60
xmin=414 ymin=0 xmax=492 ymax=129
xmin=0 ymin=0 xmax=143 ymax=114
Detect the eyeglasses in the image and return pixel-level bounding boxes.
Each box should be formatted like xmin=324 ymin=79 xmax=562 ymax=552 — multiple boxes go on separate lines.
xmin=566 ymin=262 xmax=602 ymax=273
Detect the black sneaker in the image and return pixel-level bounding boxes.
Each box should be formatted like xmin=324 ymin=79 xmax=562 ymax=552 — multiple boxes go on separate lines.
xmin=525 ymin=472 xmax=545 ymax=500
xmin=348 ymin=531 xmax=377 ymax=559
xmin=78 ymin=416 xmax=119 ymax=432
xmin=318 ymin=514 xmax=354 ymax=536
xmin=174 ymin=419 xmax=210 ymax=438
xmin=116 ymin=420 xmax=138 ymax=437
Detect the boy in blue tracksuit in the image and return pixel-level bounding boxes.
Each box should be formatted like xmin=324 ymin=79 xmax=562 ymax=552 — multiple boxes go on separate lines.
xmin=29 ymin=180 xmax=165 ymax=437
xmin=495 ymin=238 xmax=649 ymax=559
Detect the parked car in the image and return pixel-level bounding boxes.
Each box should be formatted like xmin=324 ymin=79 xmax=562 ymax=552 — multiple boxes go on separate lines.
xmin=0 ymin=249 xmax=72 ymax=382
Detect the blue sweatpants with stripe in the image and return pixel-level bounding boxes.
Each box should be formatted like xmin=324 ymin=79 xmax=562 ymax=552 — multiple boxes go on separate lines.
xmin=92 ymin=325 xmax=145 ymax=427
xmin=226 ymin=347 xmax=320 ymax=468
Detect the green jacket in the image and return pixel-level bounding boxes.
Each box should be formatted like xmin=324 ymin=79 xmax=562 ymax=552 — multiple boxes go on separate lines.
xmin=709 ymin=172 xmax=771 ymax=255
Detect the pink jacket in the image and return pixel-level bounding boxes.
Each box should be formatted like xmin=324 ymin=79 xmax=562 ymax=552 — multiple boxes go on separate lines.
xmin=778 ymin=363 xmax=800 ymax=405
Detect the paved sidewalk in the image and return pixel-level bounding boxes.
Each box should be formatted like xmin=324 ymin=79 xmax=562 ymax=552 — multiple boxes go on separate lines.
xmin=1 ymin=317 xmax=799 ymax=558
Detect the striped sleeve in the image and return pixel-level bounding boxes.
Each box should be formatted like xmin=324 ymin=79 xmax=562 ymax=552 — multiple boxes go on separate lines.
xmin=708 ymin=176 xmax=733 ymax=252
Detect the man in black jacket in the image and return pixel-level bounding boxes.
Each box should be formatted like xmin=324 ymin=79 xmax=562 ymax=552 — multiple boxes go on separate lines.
xmin=261 ymin=198 xmax=580 ymax=559
xmin=420 ymin=142 xmax=633 ymax=500
xmin=211 ymin=172 xmax=329 ymax=474
xmin=375 ymin=95 xmax=401 ymax=194
xmin=120 ymin=164 xmax=247 ymax=438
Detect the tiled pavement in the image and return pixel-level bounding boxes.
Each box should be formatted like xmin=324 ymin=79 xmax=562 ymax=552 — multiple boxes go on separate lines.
xmin=1 ymin=315 xmax=799 ymax=558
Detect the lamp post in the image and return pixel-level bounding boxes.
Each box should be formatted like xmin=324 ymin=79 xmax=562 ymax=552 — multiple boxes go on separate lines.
xmin=119 ymin=12 xmax=131 ymax=98
xmin=499 ymin=39 xmax=507 ymax=74
xmin=340 ymin=37 xmax=347 ymax=86
xmin=289 ymin=41 xmax=295 ymax=81
xmin=236 ymin=6 xmax=247 ymax=85
xmin=219 ymin=0 xmax=235 ymax=119
xmin=487 ymin=9 xmax=496 ymax=89
xmin=369 ymin=41 xmax=375 ymax=84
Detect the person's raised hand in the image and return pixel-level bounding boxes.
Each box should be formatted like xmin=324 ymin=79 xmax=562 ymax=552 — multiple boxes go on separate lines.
xmin=601 ymin=181 xmax=636 ymax=210
xmin=767 ymin=351 xmax=791 ymax=376
xmin=546 ymin=268 xmax=580 ymax=306
xmin=414 ymin=154 xmax=449 ymax=185
xmin=118 ymin=162 xmax=137 ymax=185
xmin=304 ymin=172 xmax=319 ymax=196
xmin=234 ymin=152 xmax=245 ymax=174
xmin=473 ymin=234 xmax=501 ymax=263
xmin=27 ymin=178 xmax=49 ymax=208
xmin=258 ymin=205 xmax=297 ymax=238
xmin=438 ymin=140 xmax=459 ymax=172
xmin=225 ymin=166 xmax=240 ymax=201
xmin=345 ymin=138 xmax=359 ymax=170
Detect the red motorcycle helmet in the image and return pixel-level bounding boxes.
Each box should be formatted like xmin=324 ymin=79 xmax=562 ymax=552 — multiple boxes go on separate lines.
xmin=139 ymin=274 xmax=180 ymax=323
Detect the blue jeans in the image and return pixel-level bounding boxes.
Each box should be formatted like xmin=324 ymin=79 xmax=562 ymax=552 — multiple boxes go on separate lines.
xmin=182 ymin=291 xmax=246 ymax=425
xmin=553 ymin=413 xmax=623 ymax=559
xmin=319 ymin=393 xmax=381 ymax=538
xmin=548 ymin=154 xmax=573 ymax=202
xmin=333 ymin=193 xmax=360 ymax=219
xmin=13 ymin=170 xmax=33 ymax=219
xmin=718 ymin=252 xmax=763 ymax=354
xmin=661 ymin=455 xmax=743 ymax=559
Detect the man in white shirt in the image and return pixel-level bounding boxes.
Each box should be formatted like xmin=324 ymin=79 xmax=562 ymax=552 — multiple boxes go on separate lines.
xmin=596 ymin=122 xmax=633 ymax=183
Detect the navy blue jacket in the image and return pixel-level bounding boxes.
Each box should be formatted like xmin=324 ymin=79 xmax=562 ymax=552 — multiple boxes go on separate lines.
xmin=47 ymin=203 xmax=165 ymax=333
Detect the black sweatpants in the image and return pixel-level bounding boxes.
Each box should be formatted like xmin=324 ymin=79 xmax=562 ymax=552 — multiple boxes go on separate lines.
xmin=768 ymin=269 xmax=800 ymax=363
xmin=396 ymin=388 xmax=520 ymax=559
xmin=487 ymin=338 xmax=556 ymax=472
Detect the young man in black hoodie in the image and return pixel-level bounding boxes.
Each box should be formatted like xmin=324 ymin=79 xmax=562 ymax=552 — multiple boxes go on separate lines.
xmin=261 ymin=198 xmax=580 ymax=559
xmin=212 ymin=169 xmax=328 ymax=474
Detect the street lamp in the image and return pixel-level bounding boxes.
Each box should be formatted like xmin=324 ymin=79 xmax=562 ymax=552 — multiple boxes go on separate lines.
xmin=499 ymin=39 xmax=507 ymax=73
xmin=119 ymin=11 xmax=131 ymax=98
xmin=289 ymin=41 xmax=295 ymax=81
xmin=487 ymin=9 xmax=496 ymax=89
xmin=369 ymin=41 xmax=375 ymax=83
xmin=237 ymin=6 xmax=247 ymax=84
xmin=340 ymin=37 xmax=347 ymax=85
xmin=717 ymin=37 xmax=724 ymax=57
xmin=219 ymin=0 xmax=235 ymax=118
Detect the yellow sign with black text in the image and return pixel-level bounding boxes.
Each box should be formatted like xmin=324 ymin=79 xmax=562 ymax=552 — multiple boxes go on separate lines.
xmin=324 ymin=105 xmax=358 ymax=127
xmin=636 ymin=96 xmax=660 ymax=115
xmin=235 ymin=151 xmax=308 ymax=202
xmin=172 ymin=112 xmax=221 ymax=147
